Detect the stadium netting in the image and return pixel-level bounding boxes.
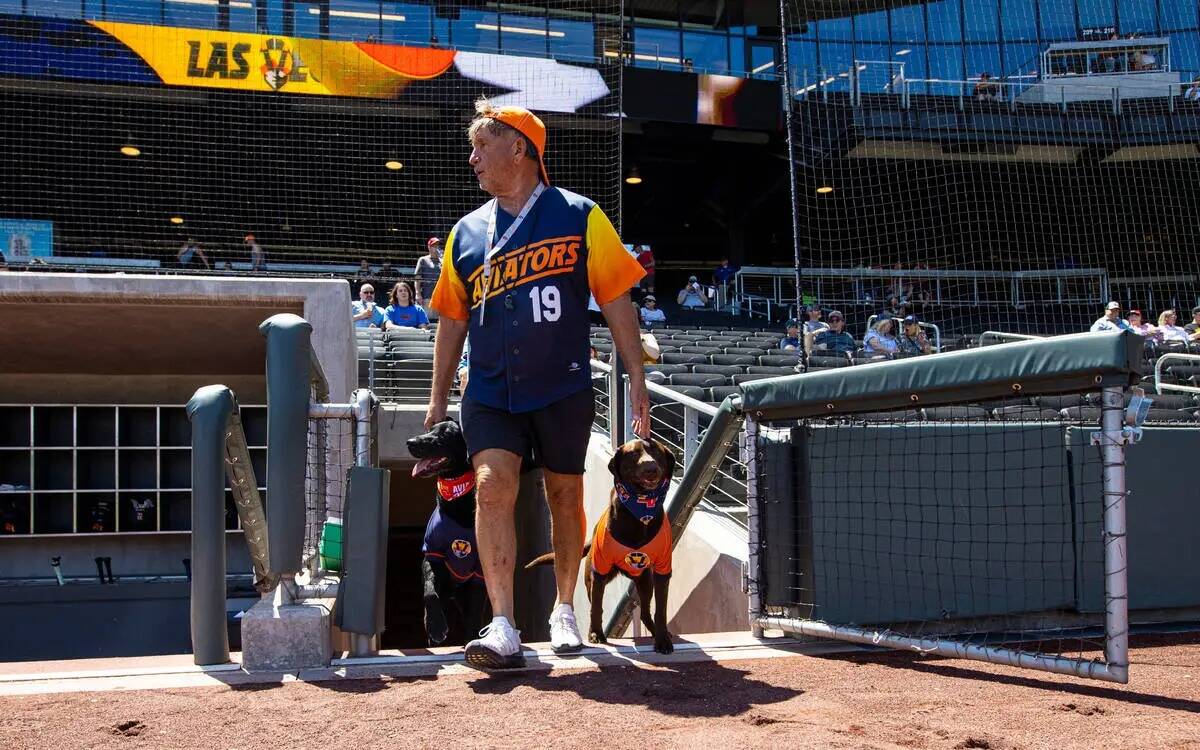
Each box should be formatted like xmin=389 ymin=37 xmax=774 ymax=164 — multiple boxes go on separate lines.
xmin=0 ymin=3 xmax=621 ymax=273
xmin=778 ymin=0 xmax=1200 ymax=336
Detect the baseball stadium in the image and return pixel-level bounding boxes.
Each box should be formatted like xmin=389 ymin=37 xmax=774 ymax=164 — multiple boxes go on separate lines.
xmin=2 ymin=0 xmax=1200 ymax=746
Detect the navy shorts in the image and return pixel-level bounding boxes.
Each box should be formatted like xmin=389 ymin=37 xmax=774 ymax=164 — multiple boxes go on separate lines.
xmin=460 ymin=388 xmax=595 ymax=475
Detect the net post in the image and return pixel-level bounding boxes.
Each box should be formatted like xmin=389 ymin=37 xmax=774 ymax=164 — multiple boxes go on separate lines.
xmin=1099 ymin=385 xmax=1130 ymax=683
xmin=609 ymin=355 xmax=626 ymax=447
xmin=744 ymin=416 xmax=764 ymax=638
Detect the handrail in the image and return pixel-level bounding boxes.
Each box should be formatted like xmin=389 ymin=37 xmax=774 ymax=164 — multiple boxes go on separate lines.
xmin=1154 ymin=352 xmax=1200 ymax=395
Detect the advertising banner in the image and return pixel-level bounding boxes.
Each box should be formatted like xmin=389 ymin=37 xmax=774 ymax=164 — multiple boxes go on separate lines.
xmin=0 ymin=219 xmax=53 ymax=260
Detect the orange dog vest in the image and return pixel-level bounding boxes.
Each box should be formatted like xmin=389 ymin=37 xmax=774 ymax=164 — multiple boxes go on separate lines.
xmin=590 ymin=511 xmax=672 ymax=577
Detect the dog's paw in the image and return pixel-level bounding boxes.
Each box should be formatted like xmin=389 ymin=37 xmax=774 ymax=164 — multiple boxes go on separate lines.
xmin=588 ymin=630 xmax=608 ymax=645
xmin=653 ymin=635 xmax=674 ymax=654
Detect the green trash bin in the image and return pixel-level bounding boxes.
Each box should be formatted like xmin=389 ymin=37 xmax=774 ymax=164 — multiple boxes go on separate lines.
xmin=319 ymin=516 xmax=344 ymax=573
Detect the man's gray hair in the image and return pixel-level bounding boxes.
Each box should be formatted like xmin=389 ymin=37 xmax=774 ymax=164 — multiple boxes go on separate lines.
xmin=467 ymin=97 xmax=539 ymax=165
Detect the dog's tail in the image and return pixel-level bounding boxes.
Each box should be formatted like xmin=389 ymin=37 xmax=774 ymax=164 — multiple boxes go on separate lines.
xmin=524 ymin=541 xmax=592 ymax=570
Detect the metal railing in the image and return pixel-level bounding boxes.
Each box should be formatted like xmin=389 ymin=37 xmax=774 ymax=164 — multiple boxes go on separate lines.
xmin=733 ymin=266 xmax=1109 ymax=318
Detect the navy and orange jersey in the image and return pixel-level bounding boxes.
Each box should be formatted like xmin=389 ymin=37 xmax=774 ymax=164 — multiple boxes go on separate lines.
xmin=590 ymin=511 xmax=673 ymax=578
xmin=430 ymin=187 xmax=644 ymax=414
xmin=422 ymin=505 xmax=483 ymax=584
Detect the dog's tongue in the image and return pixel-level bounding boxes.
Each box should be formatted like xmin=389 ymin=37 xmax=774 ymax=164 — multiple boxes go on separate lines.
xmin=412 ymin=457 xmax=437 ymax=478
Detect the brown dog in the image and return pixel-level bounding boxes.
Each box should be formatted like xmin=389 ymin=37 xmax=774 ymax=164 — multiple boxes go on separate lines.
xmin=527 ymin=437 xmax=677 ymax=654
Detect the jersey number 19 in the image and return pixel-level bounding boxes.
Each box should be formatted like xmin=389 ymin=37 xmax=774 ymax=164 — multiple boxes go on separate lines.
xmin=528 ymin=286 xmax=561 ymax=323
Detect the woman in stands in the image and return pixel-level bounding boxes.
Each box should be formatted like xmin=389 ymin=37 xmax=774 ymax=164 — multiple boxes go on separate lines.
xmin=1157 ymin=310 xmax=1189 ymax=344
xmin=863 ymin=318 xmax=899 ymax=357
xmin=383 ymin=280 xmax=430 ymax=329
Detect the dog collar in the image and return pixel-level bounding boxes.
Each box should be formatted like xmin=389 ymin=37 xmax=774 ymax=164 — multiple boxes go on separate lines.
xmin=437 ymin=471 xmax=476 ymax=501
xmin=615 ymin=478 xmax=669 ymax=525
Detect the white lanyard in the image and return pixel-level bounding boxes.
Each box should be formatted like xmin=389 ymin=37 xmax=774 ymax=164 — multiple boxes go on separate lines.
xmin=480 ymin=182 xmax=545 ymax=325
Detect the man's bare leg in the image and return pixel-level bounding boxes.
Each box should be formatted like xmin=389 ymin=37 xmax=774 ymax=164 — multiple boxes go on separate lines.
xmin=542 ymin=470 xmax=584 ymax=606
xmin=473 ymin=448 xmax=522 ymax=621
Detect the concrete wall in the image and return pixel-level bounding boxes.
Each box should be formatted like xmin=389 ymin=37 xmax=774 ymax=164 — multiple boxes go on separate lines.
xmin=574 ymin=432 xmax=748 ymax=637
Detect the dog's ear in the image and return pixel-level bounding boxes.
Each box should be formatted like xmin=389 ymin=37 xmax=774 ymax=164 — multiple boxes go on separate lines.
xmin=607 ymin=448 xmax=623 ymax=479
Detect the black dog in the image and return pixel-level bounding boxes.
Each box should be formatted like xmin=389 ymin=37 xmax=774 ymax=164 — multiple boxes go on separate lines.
xmin=527 ymin=437 xmax=677 ymax=654
xmin=407 ymin=419 xmax=490 ymax=646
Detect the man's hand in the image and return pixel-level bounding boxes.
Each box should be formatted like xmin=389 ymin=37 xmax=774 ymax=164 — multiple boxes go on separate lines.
xmin=425 ymin=398 xmax=448 ymax=431
xmin=629 ymin=378 xmax=650 ymax=439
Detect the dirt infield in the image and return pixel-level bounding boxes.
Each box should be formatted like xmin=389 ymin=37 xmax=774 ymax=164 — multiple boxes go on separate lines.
xmin=2 ymin=635 xmax=1197 ymax=750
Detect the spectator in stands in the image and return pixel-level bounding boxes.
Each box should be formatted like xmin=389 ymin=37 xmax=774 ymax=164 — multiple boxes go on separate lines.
xmin=1184 ymin=76 xmax=1200 ymax=102
xmin=974 ymin=72 xmax=1001 ymax=102
xmin=1125 ymin=309 xmax=1159 ymax=341
xmin=639 ymin=294 xmax=666 ymax=327
xmin=414 ymin=237 xmax=442 ymax=306
xmin=378 ymin=262 xmax=398 ymax=283
xmin=352 ymin=283 xmax=387 ymax=329
xmin=358 ymin=259 xmax=372 ymax=278
xmin=897 ymin=315 xmax=932 ymax=356
xmin=863 ymin=317 xmax=900 ymax=357
xmin=634 ymin=245 xmax=655 ymax=292
xmin=1090 ymin=301 xmax=1132 ymax=332
xmin=712 ymin=257 xmax=738 ymax=304
xmin=1158 ymin=309 xmax=1190 ymax=343
xmin=177 ymin=238 xmax=210 ymax=270
xmin=245 ymin=234 xmax=265 ymax=272
xmin=808 ymin=310 xmax=856 ymax=354
xmin=384 ymin=280 xmax=430 ymax=329
xmin=677 ymin=275 xmax=709 ymax=308
xmin=780 ymin=319 xmax=803 ymax=351
xmin=883 ymin=295 xmax=904 ymax=319
xmin=1185 ymin=305 xmax=1200 ymax=339
xmin=802 ymin=306 xmax=827 ymax=335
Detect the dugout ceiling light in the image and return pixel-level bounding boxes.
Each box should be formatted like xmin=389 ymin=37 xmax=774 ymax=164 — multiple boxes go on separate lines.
xmin=816 ymin=186 xmax=834 ymax=194
xmin=625 ymin=167 xmax=643 ymax=185
xmin=896 ymin=48 xmax=912 ymax=56
xmin=385 ymin=160 xmax=404 ymax=170
xmin=120 ymin=145 xmax=141 ymax=157
xmin=170 ymin=216 xmax=184 ymax=224
xmin=475 ymin=23 xmax=565 ymax=38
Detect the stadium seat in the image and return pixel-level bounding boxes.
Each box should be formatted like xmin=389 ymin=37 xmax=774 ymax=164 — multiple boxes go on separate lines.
xmin=708 ymin=386 xmax=741 ymax=403
xmin=921 ymin=406 xmax=990 ymax=420
xmin=808 ymin=349 xmax=850 ymax=362
xmin=590 ymin=341 xmax=613 ymax=353
xmin=646 ymin=370 xmax=668 ymax=384
xmin=693 ymin=364 xmax=745 ymax=377
xmin=668 ymin=373 xmax=727 ymax=388
xmin=805 ymin=358 xmax=850 ymax=369
xmin=711 ymin=353 xmax=759 ymax=367
xmin=680 ymin=345 xmax=722 ymax=355
xmin=387 ymin=328 xmax=431 ymax=341
xmin=746 ymin=365 xmax=797 ymax=375
xmin=387 ymin=349 xmax=434 ymax=361
xmin=661 ymin=352 xmax=709 ymax=366
xmin=1034 ymin=393 xmax=1087 ymax=410
xmin=1059 ymin=406 xmax=1101 ymax=422
xmin=645 ymin=363 xmax=690 ymax=376
xmin=652 ymin=329 xmax=683 ymax=336
xmin=851 ymin=410 xmax=921 ymax=422
xmin=724 ymin=347 xmax=768 ymax=357
xmin=660 ymin=385 xmax=705 ymax=399
xmin=992 ymin=405 xmax=1062 ymax=421
xmin=1145 ymin=409 xmax=1199 ymax=423
xmin=672 ymin=333 xmax=708 ymax=342
xmin=758 ymin=354 xmax=802 ymax=367
xmin=1129 ymin=392 xmax=1195 ymax=410
xmin=732 ymin=373 xmax=777 ymax=385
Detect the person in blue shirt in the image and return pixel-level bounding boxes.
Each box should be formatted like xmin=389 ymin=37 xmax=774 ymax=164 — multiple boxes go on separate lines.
xmin=780 ymin=319 xmax=802 ymax=351
xmin=1090 ymin=301 xmax=1132 ymax=333
xmin=351 ymin=283 xmax=388 ymax=329
xmin=426 ymin=100 xmax=647 ymax=668
xmin=808 ymin=310 xmax=857 ymax=354
xmin=383 ymin=280 xmax=430 ymax=329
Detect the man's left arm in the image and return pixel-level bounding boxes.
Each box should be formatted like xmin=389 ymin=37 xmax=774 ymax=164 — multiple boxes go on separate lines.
xmin=586 ymin=204 xmax=649 ymax=439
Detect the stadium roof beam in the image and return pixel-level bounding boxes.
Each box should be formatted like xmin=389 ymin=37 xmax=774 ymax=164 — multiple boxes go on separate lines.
xmin=485 ymin=0 xmax=915 ymax=30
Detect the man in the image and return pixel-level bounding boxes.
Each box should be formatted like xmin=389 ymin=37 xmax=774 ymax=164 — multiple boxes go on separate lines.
xmin=677 ymin=275 xmax=708 ymax=308
xmin=780 ymin=319 xmax=802 ymax=351
xmin=414 ymin=237 xmax=442 ymax=306
xmin=639 ymin=294 xmax=666 ymax=327
xmin=807 ymin=310 xmax=855 ymax=354
xmin=1184 ymin=306 xmax=1200 ymax=340
xmin=352 ymin=283 xmax=387 ymax=329
xmin=1091 ymin=301 xmax=1131 ymax=333
xmin=897 ymin=315 xmax=932 ymax=356
xmin=426 ymin=100 xmax=648 ymax=669
xmin=245 ymin=233 xmax=265 ymax=272
xmin=712 ymin=257 xmax=738 ymax=308
xmin=177 ymin=238 xmax=210 ymax=270
xmin=635 ymin=245 xmax=655 ymax=292
xmin=802 ymin=306 xmax=827 ymax=336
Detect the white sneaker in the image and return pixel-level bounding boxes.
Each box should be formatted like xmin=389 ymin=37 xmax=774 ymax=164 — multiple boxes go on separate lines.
xmin=465 ymin=616 xmax=525 ymax=670
xmin=548 ymin=603 xmax=583 ymax=654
